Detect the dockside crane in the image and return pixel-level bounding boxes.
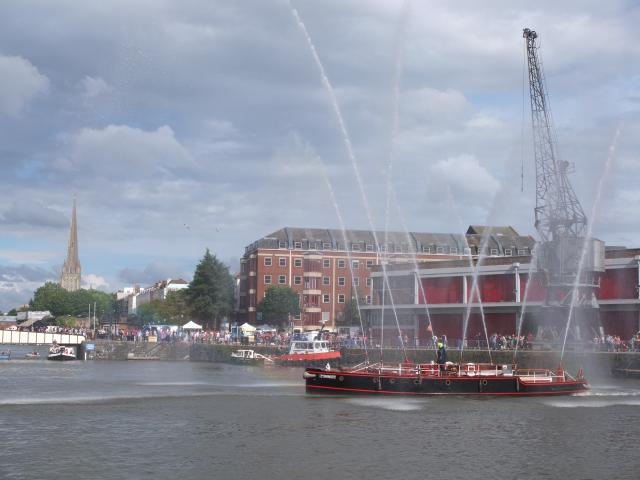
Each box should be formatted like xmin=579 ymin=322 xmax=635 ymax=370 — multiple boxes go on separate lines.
xmin=522 ymin=28 xmax=604 ymax=307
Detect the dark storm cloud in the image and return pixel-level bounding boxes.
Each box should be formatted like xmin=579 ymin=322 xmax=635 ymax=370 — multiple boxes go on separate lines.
xmin=0 ymin=199 xmax=68 ymax=229
xmin=118 ymin=261 xmax=191 ymax=286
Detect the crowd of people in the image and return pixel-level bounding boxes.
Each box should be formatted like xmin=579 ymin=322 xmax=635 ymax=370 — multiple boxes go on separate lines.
xmin=592 ymin=333 xmax=640 ymax=352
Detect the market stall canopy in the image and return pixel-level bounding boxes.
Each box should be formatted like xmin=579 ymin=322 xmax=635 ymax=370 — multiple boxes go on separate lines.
xmin=182 ymin=321 xmax=202 ymax=330
xmin=239 ymin=323 xmax=256 ymax=332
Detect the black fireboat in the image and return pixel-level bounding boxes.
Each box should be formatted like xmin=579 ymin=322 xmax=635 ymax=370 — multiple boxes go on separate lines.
xmin=304 ymin=362 xmax=588 ymax=396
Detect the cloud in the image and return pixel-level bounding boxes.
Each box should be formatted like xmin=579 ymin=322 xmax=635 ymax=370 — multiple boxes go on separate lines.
xmin=0 ymin=265 xmax=57 ymax=311
xmin=80 ymin=76 xmax=113 ymax=99
xmin=0 ymin=199 xmax=68 ymax=229
xmin=117 ymin=261 xmax=190 ymax=286
xmin=82 ymin=273 xmax=109 ymax=290
xmin=0 ymin=54 xmax=49 ymax=116
xmin=56 ymin=124 xmax=196 ymax=180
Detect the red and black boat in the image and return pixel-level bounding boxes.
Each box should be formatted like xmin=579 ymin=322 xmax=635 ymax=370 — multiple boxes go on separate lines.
xmin=304 ymin=362 xmax=588 ymax=396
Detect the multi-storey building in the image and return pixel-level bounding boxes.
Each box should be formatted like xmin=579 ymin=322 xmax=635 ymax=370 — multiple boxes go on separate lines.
xmin=363 ymin=245 xmax=640 ymax=345
xmin=238 ymin=226 xmax=535 ymax=330
xmin=115 ymin=279 xmax=188 ymax=321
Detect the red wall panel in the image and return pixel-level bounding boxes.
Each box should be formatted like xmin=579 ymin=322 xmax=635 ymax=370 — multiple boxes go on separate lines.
xmin=420 ymin=277 xmax=462 ymax=304
xmin=478 ymin=275 xmax=515 ymax=303
xmin=600 ymin=311 xmax=639 ymax=338
xmin=598 ymin=268 xmax=637 ymax=300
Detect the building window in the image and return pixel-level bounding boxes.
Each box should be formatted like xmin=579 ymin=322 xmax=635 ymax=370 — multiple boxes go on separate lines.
xmin=264 ymin=275 xmax=272 ymax=285
xmin=395 ymin=245 xmax=402 ymax=253
xmin=323 ymin=259 xmax=331 ymax=268
xmin=353 ymin=278 xmax=360 ymax=287
xmin=264 ymin=257 xmax=272 ymax=266
xmin=323 ymin=294 xmax=330 ymax=303
xmin=338 ymin=294 xmax=345 ymax=303
xmin=366 ymin=278 xmax=372 ymax=287
xmin=352 ymin=260 xmax=359 ymax=269
xmin=366 ymin=244 xmax=373 ymax=252
xmin=338 ymin=277 xmax=346 ymax=286
xmin=279 ymin=257 xmax=286 ymax=267
xmin=293 ymin=241 xmax=302 ymax=249
xmin=323 ymin=276 xmax=330 ymax=286
xmin=366 ymin=260 xmax=373 ymax=268
xmin=294 ymin=258 xmax=302 ymax=267
xmin=338 ymin=259 xmax=346 ymax=268
xmin=351 ymin=243 xmax=361 ymax=251
xmin=518 ymin=249 xmax=526 ymax=256
xmin=279 ymin=241 xmax=287 ymax=249
xmin=505 ymin=249 xmax=513 ymax=256
xmin=294 ymin=276 xmax=302 ymax=285
xmin=422 ymin=246 xmax=431 ymax=253
xmin=278 ymin=275 xmax=286 ymax=284
xmin=380 ymin=245 xmax=387 ymax=252
xmin=451 ymin=247 xmax=458 ymax=254
xmin=490 ymin=249 xmax=499 ymax=256
xmin=436 ymin=246 xmax=444 ymax=254
xmin=323 ymin=242 xmax=332 ymax=250
xmin=366 ymin=295 xmax=371 ymax=304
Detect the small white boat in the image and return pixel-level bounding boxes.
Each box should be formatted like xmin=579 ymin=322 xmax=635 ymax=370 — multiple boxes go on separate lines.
xmin=0 ymin=351 xmax=10 ymax=361
xmin=230 ymin=349 xmax=274 ymax=365
xmin=25 ymin=351 xmax=40 ymax=359
xmin=48 ymin=344 xmax=76 ymax=361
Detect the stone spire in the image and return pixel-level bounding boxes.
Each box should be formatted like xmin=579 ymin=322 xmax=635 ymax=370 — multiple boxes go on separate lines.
xmin=60 ymin=198 xmax=81 ymax=291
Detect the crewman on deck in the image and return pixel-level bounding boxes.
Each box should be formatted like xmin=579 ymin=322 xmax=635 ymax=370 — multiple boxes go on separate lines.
xmin=436 ymin=340 xmax=447 ymax=369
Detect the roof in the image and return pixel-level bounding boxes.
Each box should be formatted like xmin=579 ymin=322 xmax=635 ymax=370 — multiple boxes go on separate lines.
xmin=244 ymin=226 xmax=536 ymax=257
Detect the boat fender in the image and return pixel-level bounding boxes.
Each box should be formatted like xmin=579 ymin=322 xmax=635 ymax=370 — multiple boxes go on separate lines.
xmin=303 ymin=371 xmax=316 ymax=379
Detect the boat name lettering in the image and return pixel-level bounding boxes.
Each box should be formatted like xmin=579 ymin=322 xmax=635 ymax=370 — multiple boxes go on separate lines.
xmin=319 ymin=374 xmax=336 ymax=379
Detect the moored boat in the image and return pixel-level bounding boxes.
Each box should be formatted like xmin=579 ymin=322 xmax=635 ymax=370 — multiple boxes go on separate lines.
xmin=48 ymin=344 xmax=76 ymax=361
xmin=304 ymin=362 xmax=588 ymax=396
xmin=230 ymin=349 xmax=274 ymax=365
xmin=25 ymin=351 xmax=40 ymax=359
xmin=276 ymin=339 xmax=340 ymax=367
xmin=0 ymin=350 xmax=11 ymax=360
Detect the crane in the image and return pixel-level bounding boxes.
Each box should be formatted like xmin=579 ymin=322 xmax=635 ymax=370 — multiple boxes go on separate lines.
xmin=523 ymin=27 xmax=603 ymax=305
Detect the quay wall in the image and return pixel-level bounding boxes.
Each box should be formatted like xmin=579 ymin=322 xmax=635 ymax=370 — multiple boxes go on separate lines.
xmin=91 ymin=340 xmax=190 ymax=361
xmin=189 ymin=343 xmax=640 ymax=379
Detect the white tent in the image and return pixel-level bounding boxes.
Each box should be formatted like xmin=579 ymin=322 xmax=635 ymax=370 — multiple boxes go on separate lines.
xmin=182 ymin=320 xmax=202 ymax=330
xmin=239 ymin=322 xmax=256 ymax=332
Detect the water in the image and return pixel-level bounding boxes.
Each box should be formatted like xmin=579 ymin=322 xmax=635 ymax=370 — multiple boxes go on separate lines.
xmin=1 ymin=360 xmax=639 ymax=479
xmin=562 ymin=126 xmax=622 ymax=360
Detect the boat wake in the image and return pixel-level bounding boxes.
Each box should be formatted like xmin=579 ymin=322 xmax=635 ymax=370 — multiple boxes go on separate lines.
xmin=545 ymin=398 xmax=640 ymax=408
xmin=344 ymin=397 xmax=425 ymax=412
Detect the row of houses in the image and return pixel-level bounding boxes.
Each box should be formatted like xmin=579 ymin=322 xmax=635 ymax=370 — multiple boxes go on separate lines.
xmin=114 ymin=278 xmax=188 ymax=320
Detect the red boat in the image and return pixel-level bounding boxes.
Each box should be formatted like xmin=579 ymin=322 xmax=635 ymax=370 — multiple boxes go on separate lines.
xmin=304 ymin=362 xmax=588 ymax=396
xmin=276 ymin=339 xmax=340 ymax=367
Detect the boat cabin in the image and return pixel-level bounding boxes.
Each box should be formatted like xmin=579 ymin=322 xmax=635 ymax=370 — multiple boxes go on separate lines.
xmin=289 ymin=340 xmax=332 ymax=354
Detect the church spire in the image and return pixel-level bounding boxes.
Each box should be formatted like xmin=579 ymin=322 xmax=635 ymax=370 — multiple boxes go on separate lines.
xmin=60 ymin=198 xmax=81 ymax=291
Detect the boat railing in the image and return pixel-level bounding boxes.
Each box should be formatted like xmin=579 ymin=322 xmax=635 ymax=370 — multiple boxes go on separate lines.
xmin=514 ymin=368 xmax=566 ymax=382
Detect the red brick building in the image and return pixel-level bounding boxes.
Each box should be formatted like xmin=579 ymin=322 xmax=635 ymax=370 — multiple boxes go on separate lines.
xmin=238 ymin=226 xmax=535 ymax=330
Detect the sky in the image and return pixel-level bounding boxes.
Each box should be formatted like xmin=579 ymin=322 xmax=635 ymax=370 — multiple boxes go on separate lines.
xmin=0 ymin=0 xmax=638 ymax=311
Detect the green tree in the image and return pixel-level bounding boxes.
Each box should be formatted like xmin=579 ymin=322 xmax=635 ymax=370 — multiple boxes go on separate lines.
xmin=30 ymin=282 xmax=72 ymax=316
xmin=30 ymin=282 xmax=115 ymax=319
xmin=185 ymin=249 xmax=234 ymax=329
xmin=337 ymin=296 xmax=361 ymax=326
xmin=7 ymin=308 xmax=17 ymax=316
xmin=257 ymin=286 xmax=300 ymax=327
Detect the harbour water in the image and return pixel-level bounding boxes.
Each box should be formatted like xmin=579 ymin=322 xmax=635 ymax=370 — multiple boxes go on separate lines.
xmin=1 ymin=359 xmax=639 ymax=479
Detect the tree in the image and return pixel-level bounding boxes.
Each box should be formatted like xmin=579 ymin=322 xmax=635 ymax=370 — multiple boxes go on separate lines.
xmin=7 ymin=308 xmax=17 ymax=316
xmin=185 ymin=249 xmax=234 ymax=329
xmin=337 ymin=296 xmax=362 ymax=326
xmin=257 ymin=286 xmax=300 ymax=327
xmin=30 ymin=282 xmax=114 ymax=319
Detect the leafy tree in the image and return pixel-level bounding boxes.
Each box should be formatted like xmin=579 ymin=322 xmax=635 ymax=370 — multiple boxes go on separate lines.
xmin=30 ymin=282 xmax=72 ymax=316
xmin=30 ymin=282 xmax=115 ymax=319
xmin=337 ymin=296 xmax=362 ymax=326
xmin=185 ymin=249 xmax=234 ymax=329
xmin=165 ymin=289 xmax=189 ymax=322
xmin=7 ymin=308 xmax=17 ymax=316
xmin=257 ymin=286 xmax=300 ymax=327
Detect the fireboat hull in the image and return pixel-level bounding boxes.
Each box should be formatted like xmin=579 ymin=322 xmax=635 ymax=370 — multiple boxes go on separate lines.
xmin=304 ymin=368 xmax=588 ymax=396
xmin=276 ymin=351 xmax=341 ymax=367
